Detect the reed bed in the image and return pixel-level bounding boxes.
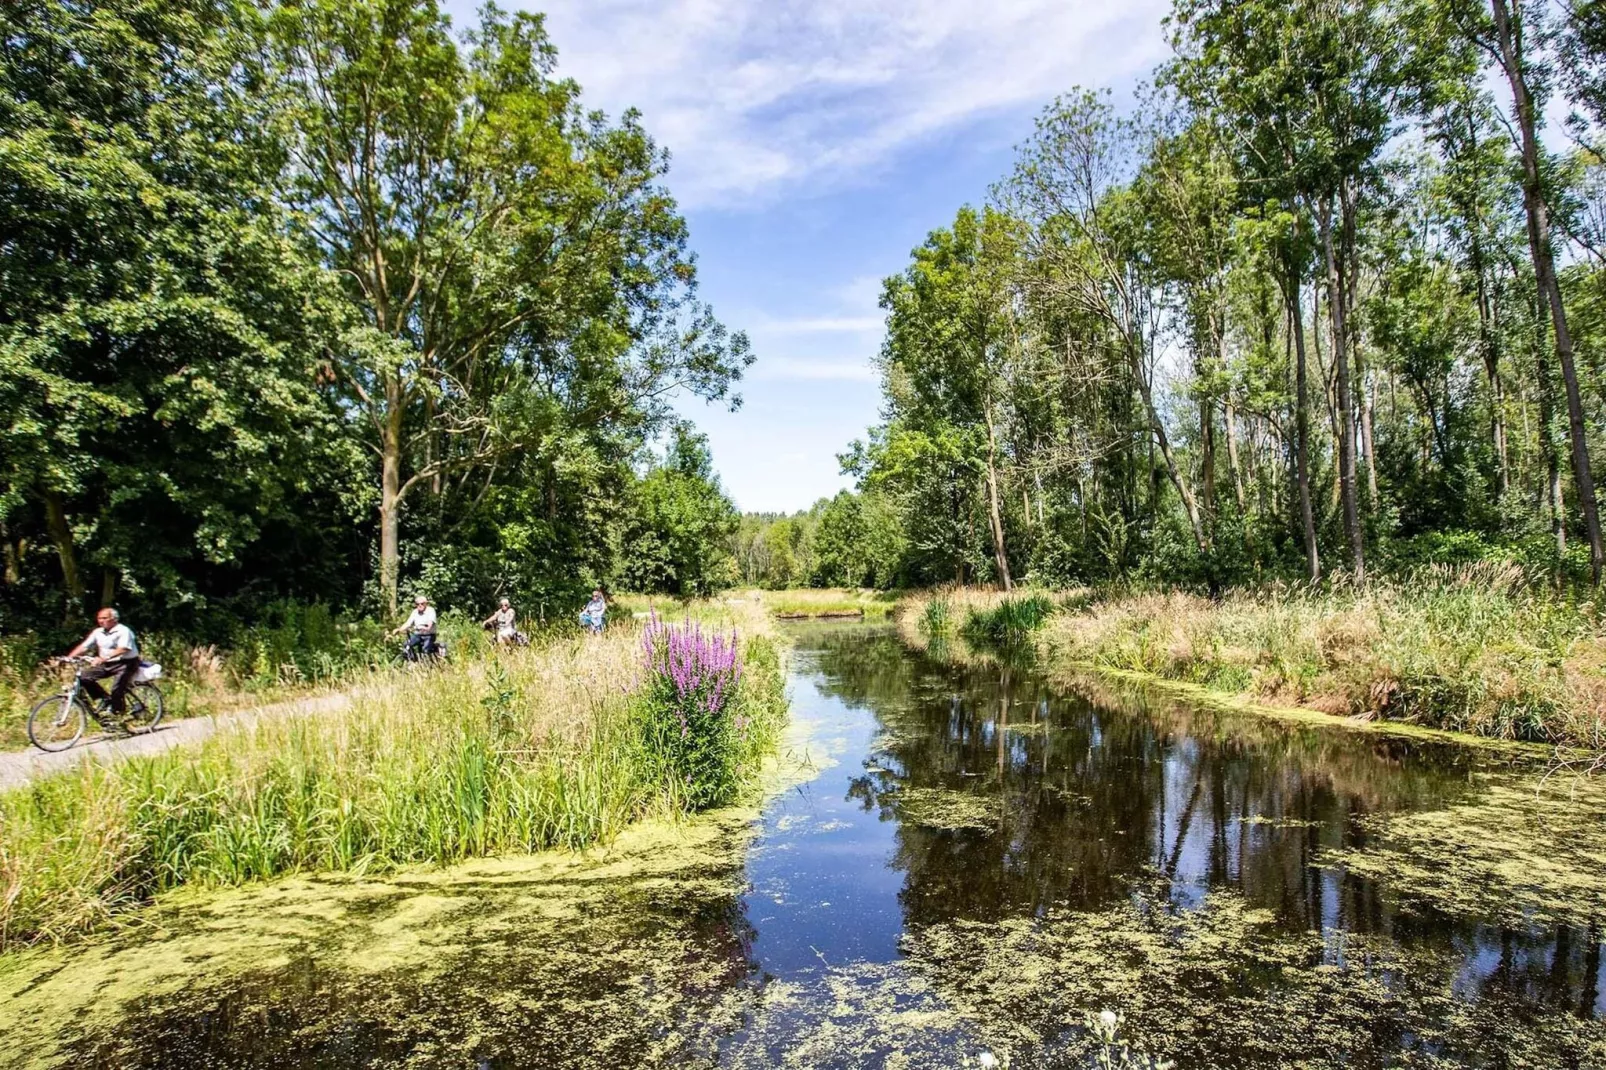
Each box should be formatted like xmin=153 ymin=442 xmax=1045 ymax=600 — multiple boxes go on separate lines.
xmin=896 ymin=569 xmax=1606 ymax=748
xmin=0 ymin=603 xmax=787 ymax=949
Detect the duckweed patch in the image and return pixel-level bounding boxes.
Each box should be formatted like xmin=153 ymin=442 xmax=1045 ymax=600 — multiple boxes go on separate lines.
xmin=902 ymin=884 xmax=1606 ymax=1069
xmin=894 ymin=787 xmax=1000 ymax=831
xmin=1324 ymin=771 xmax=1606 ymax=929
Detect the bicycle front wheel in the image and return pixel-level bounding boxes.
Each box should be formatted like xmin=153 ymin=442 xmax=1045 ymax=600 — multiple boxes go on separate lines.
xmin=126 ymin=682 xmax=165 ymax=734
xmin=28 ymin=693 xmax=88 ymax=752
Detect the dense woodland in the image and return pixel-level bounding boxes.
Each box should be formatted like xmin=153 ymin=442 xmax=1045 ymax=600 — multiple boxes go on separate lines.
xmin=17 ymin=0 xmax=1606 ymax=638
xmin=783 ymin=0 xmax=1606 ymax=593
xmin=0 ymin=0 xmax=746 ymax=639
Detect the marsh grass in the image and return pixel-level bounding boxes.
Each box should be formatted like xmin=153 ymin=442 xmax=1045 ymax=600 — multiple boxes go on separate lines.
xmin=961 ymin=594 xmax=1057 ymax=647
xmin=1029 ymin=564 xmax=1604 ymax=746
xmin=0 ymin=603 xmax=786 ymax=949
xmin=734 ymin=588 xmax=898 ymax=618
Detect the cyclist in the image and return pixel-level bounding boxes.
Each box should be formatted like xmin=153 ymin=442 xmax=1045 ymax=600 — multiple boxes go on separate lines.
xmin=391 ymin=595 xmax=440 ymax=660
xmin=482 ymin=598 xmax=517 ymax=645
xmin=63 ymin=607 xmax=140 ymax=728
xmin=579 ymin=588 xmax=607 ymax=634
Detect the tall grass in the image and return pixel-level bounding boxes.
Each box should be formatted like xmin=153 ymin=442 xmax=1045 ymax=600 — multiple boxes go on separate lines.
xmin=0 ymin=606 xmax=787 ymax=949
xmin=1038 ymin=563 xmax=1603 ymax=746
xmin=962 ymin=594 xmax=1057 ymax=647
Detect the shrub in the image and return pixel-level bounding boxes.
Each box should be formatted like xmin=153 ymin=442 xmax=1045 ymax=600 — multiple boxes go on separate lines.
xmin=636 ymin=617 xmax=750 ymax=809
xmin=920 ymin=596 xmax=952 ymax=638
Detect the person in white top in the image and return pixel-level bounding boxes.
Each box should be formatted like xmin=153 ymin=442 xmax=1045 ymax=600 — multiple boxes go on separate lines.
xmin=579 ymin=589 xmax=607 ymax=634
xmin=482 ymin=598 xmax=517 ymax=645
xmin=65 ymin=607 xmax=141 ymax=721
xmin=391 ymin=595 xmax=440 ymax=660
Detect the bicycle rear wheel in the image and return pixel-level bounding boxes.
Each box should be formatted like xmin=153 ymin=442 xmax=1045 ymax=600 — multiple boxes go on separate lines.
xmin=125 ymin=682 xmax=165 ymax=733
xmin=28 ymin=693 xmax=88 ymax=752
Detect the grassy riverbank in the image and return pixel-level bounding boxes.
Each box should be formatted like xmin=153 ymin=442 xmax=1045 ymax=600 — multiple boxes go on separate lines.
xmin=0 ymin=602 xmax=787 ymax=949
xmin=898 ymin=567 xmax=1606 ymax=751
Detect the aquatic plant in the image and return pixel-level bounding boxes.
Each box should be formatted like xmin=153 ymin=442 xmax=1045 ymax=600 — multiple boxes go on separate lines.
xmin=1091 ymin=1010 xmax=1175 ymax=1070
xmin=637 ymin=616 xmax=765 ymax=809
xmin=962 ymin=594 xmax=1057 ymax=647
xmin=919 ymin=596 xmax=952 ymax=639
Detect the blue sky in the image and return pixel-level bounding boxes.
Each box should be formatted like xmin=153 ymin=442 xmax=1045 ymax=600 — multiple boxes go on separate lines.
xmin=446 ymin=1 xmax=1172 ymax=512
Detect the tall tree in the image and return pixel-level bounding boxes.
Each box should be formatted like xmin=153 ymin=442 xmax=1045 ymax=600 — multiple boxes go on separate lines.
xmin=1439 ymin=0 xmax=1605 ymax=580
xmin=272 ymin=0 xmax=749 ymax=611
xmin=0 ymin=0 xmax=339 ymax=622
xmin=1170 ymin=0 xmax=1403 ymax=580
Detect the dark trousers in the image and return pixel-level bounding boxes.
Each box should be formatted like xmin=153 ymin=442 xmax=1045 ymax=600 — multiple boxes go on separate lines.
xmin=404 ymin=633 xmax=438 ymax=660
xmin=81 ymin=657 xmax=139 ymax=714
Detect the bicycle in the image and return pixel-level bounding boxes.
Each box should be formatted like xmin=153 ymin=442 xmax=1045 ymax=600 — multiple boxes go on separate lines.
xmin=392 ymin=635 xmax=448 ymax=668
xmin=27 ymin=656 xmax=165 ymax=752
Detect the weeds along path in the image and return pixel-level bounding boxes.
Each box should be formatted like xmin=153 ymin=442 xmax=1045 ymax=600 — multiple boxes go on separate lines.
xmin=0 ymin=690 xmax=357 ymax=793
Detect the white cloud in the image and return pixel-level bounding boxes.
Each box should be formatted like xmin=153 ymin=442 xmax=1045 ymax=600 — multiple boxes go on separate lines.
xmin=753 ymin=315 xmax=885 ymax=335
xmin=488 ymin=0 xmax=1171 ymax=208
xmin=754 ymin=356 xmax=878 ymax=383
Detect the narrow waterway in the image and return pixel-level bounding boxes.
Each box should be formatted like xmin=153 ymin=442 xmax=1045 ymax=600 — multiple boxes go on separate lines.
xmin=6 ymin=622 xmax=1604 ymax=1068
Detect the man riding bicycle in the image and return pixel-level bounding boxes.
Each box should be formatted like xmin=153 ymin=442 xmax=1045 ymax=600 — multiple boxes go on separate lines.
xmin=391 ymin=595 xmax=440 ymax=660
xmin=63 ymin=607 xmax=140 ymax=728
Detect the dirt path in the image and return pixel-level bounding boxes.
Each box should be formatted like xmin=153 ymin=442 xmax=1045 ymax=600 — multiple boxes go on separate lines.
xmin=0 ymin=690 xmax=355 ymax=793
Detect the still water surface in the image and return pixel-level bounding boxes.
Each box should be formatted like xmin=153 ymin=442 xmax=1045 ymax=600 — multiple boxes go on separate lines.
xmin=37 ymin=623 xmax=1606 ymax=1067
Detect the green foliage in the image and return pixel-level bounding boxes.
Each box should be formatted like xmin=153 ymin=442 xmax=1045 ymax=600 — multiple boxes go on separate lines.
xmin=621 ymin=428 xmax=740 ymax=598
xmin=0 ymin=0 xmax=750 ymax=642
xmin=962 ymin=594 xmax=1057 ymax=647
xmin=920 ymin=597 xmax=953 ymax=639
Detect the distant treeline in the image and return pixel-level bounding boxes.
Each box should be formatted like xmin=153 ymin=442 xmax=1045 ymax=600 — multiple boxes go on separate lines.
xmin=837 ymin=0 xmax=1606 ymax=592
xmin=0 ymin=0 xmax=746 ymax=640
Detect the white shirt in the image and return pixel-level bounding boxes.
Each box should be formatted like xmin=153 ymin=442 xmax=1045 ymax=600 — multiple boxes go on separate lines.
xmin=86 ymin=624 xmax=138 ymax=660
xmin=402 ymin=606 xmax=437 ymax=634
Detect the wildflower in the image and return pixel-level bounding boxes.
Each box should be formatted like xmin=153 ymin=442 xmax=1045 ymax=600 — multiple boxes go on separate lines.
xmin=978 ymin=1054 xmax=997 ymax=1069
xmin=1099 ymin=1010 xmax=1118 ymax=1029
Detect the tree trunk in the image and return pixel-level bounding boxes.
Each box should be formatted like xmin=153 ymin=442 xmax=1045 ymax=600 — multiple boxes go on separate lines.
xmin=1357 ymin=347 xmax=1379 ymax=505
xmin=984 ymin=401 xmax=1013 ymax=590
xmin=1470 ymin=224 xmax=1510 ymax=499
xmin=42 ymin=489 xmax=84 ymax=620
xmin=1533 ymin=289 xmax=1567 ymax=565
xmin=0 ymin=519 xmax=22 ymax=587
xmin=1492 ymin=0 xmax=1604 ymax=582
xmin=1131 ymin=342 xmax=1207 ymax=551
xmin=379 ymin=376 xmax=404 ymax=616
xmin=1288 ymin=271 xmax=1321 ymax=582
xmin=1225 ymin=401 xmax=1247 ymax=512
xmin=1319 ymin=195 xmax=1365 ymax=581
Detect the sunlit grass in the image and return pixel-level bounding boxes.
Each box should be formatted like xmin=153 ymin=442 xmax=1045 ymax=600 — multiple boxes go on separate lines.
xmin=1026 ymin=564 xmax=1602 ymax=747
xmin=0 ymin=600 xmax=786 ymax=949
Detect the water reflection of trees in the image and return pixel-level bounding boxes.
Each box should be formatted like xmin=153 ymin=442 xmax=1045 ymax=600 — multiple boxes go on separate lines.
xmin=810 ymin=629 xmax=1605 ymax=1036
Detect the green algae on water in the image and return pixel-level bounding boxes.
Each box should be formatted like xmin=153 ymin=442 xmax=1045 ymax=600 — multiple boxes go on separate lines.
xmin=901 ymin=882 xmax=1606 ymax=1069
xmin=1323 ymin=769 xmax=1606 ymax=929
xmin=894 ymin=786 xmax=1000 ymax=831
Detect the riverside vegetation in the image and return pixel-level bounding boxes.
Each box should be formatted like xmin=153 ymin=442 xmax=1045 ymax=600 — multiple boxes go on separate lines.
xmin=899 ymin=566 xmax=1606 ymax=752
xmin=0 ymin=601 xmax=786 ymax=949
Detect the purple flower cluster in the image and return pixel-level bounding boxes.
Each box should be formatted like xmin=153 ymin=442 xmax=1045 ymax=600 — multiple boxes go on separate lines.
xmin=641 ymin=615 xmax=743 ymax=724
